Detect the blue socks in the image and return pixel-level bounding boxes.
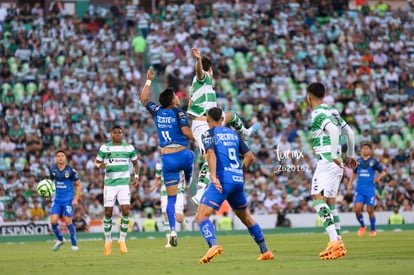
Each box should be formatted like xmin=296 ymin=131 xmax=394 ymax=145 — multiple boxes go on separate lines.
xmin=199 ymin=219 xmax=217 ymax=248
xmin=167 ymin=195 xmax=177 ymax=231
xmin=356 ymin=214 xmax=365 ymax=227
xmin=52 ymin=223 xmax=63 ymax=241
xmin=248 ymin=223 xmax=268 ymax=253
xmin=68 ymin=223 xmax=77 ymax=246
xmin=53 ymin=223 xmax=77 ymax=245
xmin=370 ymin=217 xmax=376 ymax=231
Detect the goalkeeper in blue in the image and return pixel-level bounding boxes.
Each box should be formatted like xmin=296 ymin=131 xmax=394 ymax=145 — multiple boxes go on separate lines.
xmin=348 ymin=143 xmax=386 ymax=237
xmin=49 ymin=150 xmax=82 ymax=251
xmin=140 ymin=67 xmax=195 ymax=247
xmin=195 ymin=107 xmax=274 ymax=263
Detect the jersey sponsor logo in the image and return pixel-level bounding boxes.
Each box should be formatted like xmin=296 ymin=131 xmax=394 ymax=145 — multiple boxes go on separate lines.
xmin=157 ymin=116 xmax=175 ymax=124
xmin=216 ymin=133 xmax=238 ymax=141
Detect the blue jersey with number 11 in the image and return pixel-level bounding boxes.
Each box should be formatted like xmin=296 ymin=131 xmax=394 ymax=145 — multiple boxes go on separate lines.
xmin=146 ymin=102 xmax=189 ymax=148
xmin=202 ymin=126 xmax=249 ymax=184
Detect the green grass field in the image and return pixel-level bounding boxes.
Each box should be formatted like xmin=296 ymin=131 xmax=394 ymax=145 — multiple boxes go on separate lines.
xmin=1 ymin=230 xmax=413 ymax=275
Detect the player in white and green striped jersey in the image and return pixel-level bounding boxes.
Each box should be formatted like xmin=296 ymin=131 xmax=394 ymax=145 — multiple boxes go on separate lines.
xmin=307 ymin=82 xmax=357 ymax=260
xmin=151 ymin=161 xmax=188 ymax=247
xmin=189 ymin=48 xmax=260 ymax=205
xmin=95 ymin=125 xmax=140 ymax=255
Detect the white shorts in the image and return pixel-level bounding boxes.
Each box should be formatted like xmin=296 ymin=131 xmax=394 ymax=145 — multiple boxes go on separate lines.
xmin=191 ymin=113 xmax=227 ymax=154
xmin=311 ymin=158 xmax=344 ymax=198
xmin=103 ymin=185 xmax=131 ymax=207
xmin=191 ymin=120 xmax=209 ymax=154
xmin=161 ymin=193 xmax=185 ymax=215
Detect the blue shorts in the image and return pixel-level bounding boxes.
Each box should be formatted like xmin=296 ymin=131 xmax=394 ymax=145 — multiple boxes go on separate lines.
xmin=50 ymin=201 xmax=74 ymax=217
xmin=162 ymin=149 xmax=194 ymax=187
xmin=354 ymin=192 xmax=376 ymax=207
xmin=200 ymin=181 xmax=247 ymax=211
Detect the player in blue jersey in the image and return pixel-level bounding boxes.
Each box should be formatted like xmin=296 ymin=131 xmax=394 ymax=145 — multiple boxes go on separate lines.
xmin=195 ymin=107 xmax=274 ymax=263
xmin=140 ymin=67 xmax=195 ymax=247
xmin=348 ymin=143 xmax=386 ymax=236
xmin=49 ymin=150 xmax=82 ymax=251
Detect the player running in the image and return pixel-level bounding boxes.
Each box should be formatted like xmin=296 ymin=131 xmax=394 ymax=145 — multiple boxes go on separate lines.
xmin=49 ymin=150 xmax=82 ymax=252
xmin=348 ymin=143 xmax=386 ymax=237
xmin=195 ymin=107 xmax=274 ymax=263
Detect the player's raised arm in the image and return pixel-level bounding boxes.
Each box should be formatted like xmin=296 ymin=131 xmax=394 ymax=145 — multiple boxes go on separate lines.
xmin=192 ymin=48 xmax=204 ymax=81
xmin=140 ymin=67 xmax=154 ymax=106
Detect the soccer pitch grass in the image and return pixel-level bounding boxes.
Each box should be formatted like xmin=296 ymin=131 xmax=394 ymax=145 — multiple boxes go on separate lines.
xmin=1 ymin=230 xmax=413 ymax=275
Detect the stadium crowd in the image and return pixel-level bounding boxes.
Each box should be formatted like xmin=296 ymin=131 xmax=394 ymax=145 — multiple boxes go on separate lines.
xmin=0 ymin=0 xmax=413 ymax=228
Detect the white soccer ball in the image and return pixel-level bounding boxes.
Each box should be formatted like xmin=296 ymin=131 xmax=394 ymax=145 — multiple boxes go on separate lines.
xmin=36 ymin=179 xmax=56 ymax=198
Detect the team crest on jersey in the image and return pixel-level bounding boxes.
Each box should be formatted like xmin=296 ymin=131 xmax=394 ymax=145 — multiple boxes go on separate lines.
xmin=369 ymin=160 xmax=374 ymax=167
xmin=64 ymin=171 xmax=70 ymax=178
xmin=52 ymin=172 xmax=56 ymax=177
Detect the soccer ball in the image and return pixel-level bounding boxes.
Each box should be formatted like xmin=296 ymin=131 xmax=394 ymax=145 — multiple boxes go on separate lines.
xmin=36 ymin=179 xmax=56 ymax=198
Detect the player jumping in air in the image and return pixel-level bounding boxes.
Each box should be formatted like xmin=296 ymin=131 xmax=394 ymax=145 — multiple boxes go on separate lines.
xmin=189 ymin=48 xmax=260 ymax=205
xmin=141 ymin=67 xmax=194 ymax=247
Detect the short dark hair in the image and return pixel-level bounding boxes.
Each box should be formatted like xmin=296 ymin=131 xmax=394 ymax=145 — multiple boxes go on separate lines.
xmin=361 ymin=143 xmax=372 ymax=149
xmin=207 ymin=107 xmax=222 ymax=122
xmin=307 ymin=82 xmax=325 ymax=99
xmin=159 ymin=88 xmax=176 ymax=108
xmin=111 ymin=125 xmax=123 ymax=133
xmin=202 ymin=56 xmax=212 ymax=71
xmin=55 ymin=150 xmax=66 ymax=156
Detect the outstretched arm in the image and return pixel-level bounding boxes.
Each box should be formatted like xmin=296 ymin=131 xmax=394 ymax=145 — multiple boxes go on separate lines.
xmin=192 ymin=48 xmax=204 ymax=81
xmin=140 ymin=67 xmax=154 ymax=106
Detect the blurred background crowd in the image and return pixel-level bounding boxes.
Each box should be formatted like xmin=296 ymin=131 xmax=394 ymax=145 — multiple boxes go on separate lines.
xmin=0 ymin=0 xmax=413 ymax=230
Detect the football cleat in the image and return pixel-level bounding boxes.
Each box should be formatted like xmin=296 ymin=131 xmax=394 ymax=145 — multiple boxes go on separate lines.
xmin=241 ymin=122 xmax=261 ymax=142
xmin=257 ymin=250 xmax=275 ymax=261
xmin=104 ymin=241 xmax=112 ymax=255
xmin=199 ymin=245 xmax=223 ymax=264
xmin=319 ymin=240 xmax=344 ymax=258
xmin=169 ymin=231 xmax=178 ymax=247
xmin=117 ymin=240 xmax=128 ymax=254
xmin=52 ymin=239 xmax=65 ymax=251
xmin=357 ymin=226 xmax=367 ymax=237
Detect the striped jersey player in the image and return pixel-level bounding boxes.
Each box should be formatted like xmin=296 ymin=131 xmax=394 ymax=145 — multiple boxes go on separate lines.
xmin=95 ymin=125 xmax=140 ymax=255
xmin=307 ymin=82 xmax=356 ymax=260
xmin=189 ymin=48 xmax=260 ymax=205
